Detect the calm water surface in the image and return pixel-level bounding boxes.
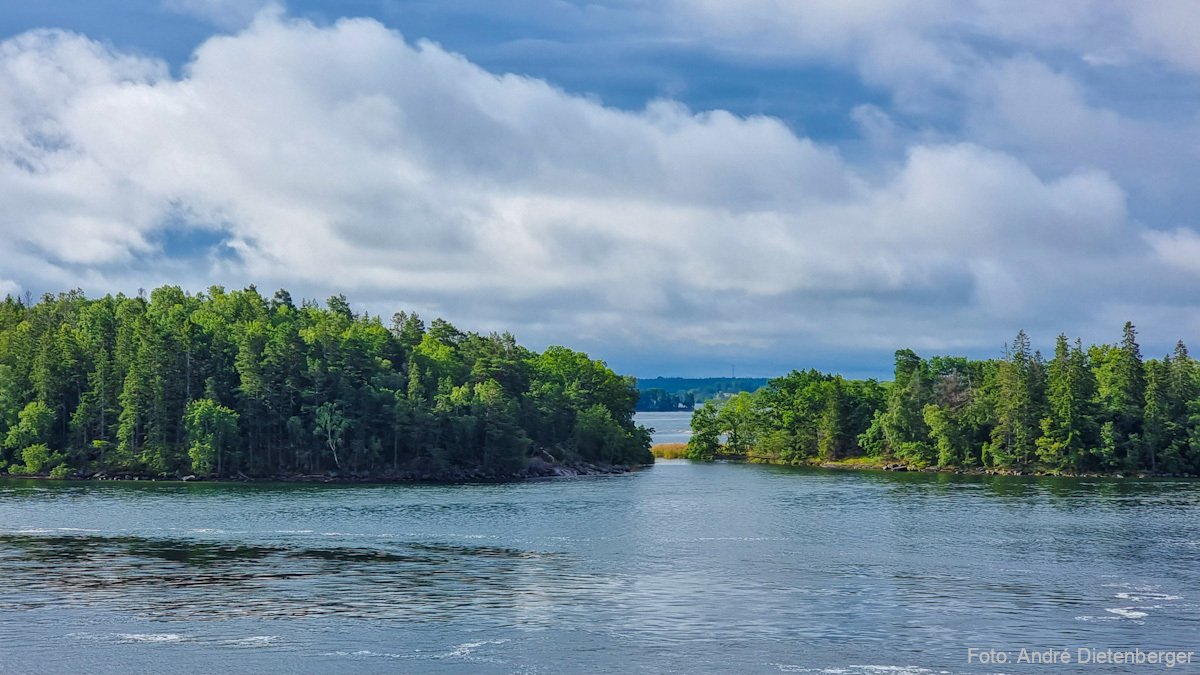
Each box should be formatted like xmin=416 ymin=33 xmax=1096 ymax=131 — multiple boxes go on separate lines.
xmin=2 ymin=463 xmax=1199 ymax=674
xmin=636 ymin=410 xmax=694 ymax=444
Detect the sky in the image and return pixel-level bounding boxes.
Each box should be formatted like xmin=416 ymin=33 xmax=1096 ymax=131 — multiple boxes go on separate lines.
xmin=1 ymin=1 xmax=1199 ymax=379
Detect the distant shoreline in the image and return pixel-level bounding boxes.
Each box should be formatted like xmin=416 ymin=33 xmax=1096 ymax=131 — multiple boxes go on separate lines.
xmin=651 ymin=445 xmax=1197 ymax=478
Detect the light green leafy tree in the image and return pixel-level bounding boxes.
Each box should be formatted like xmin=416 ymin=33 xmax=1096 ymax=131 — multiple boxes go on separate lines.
xmin=4 ymin=401 xmax=55 ymax=451
xmin=183 ymin=398 xmax=239 ymax=475
xmin=687 ymin=403 xmax=721 ymax=461
xmin=314 ymin=402 xmax=348 ymax=470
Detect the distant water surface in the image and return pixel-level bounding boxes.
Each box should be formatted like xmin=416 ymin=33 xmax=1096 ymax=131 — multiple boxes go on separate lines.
xmin=636 ymin=410 xmax=694 ymax=444
xmin=2 ymin=465 xmax=1199 ymax=674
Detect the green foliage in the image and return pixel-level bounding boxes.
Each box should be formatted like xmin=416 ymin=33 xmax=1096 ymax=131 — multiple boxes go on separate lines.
xmin=11 ymin=443 xmax=66 ymax=475
xmin=924 ymin=404 xmax=967 ymax=467
xmin=184 ymin=398 xmax=240 ymax=475
xmin=4 ymin=401 xmax=55 ymax=451
xmin=718 ymin=392 xmax=760 ymax=454
xmin=981 ymin=332 xmax=1043 ymax=466
xmin=686 ymin=403 xmax=721 ymax=461
xmin=689 ymin=324 xmax=1200 ymax=475
xmin=313 ymin=402 xmax=348 ymax=470
xmin=1037 ymin=336 xmax=1098 ymax=471
xmin=879 ymin=350 xmax=934 ymax=465
xmin=0 ymin=287 xmax=649 ymax=478
xmin=857 ymin=411 xmax=886 ymax=457
xmin=688 ymin=370 xmax=883 ymax=464
xmin=0 ymin=364 xmax=19 ymax=433
xmin=573 ymin=403 xmax=651 ymax=466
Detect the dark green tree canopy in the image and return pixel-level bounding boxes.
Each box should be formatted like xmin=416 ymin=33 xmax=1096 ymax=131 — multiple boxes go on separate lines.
xmin=0 ymin=287 xmax=651 ymax=478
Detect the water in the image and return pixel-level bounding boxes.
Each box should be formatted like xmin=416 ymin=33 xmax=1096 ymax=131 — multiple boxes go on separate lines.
xmin=636 ymin=410 xmax=694 ymax=444
xmin=2 ymin=465 xmax=1199 ymax=674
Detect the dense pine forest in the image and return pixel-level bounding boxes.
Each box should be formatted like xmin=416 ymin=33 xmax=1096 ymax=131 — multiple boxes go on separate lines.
xmin=689 ymin=323 xmax=1200 ymax=475
xmin=0 ymin=287 xmax=652 ymax=480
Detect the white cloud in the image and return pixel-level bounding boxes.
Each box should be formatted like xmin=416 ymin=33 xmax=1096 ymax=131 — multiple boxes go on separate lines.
xmin=658 ymin=1 xmax=1200 ymax=310
xmin=1145 ymin=229 xmax=1200 ymax=275
xmin=0 ymin=13 xmax=1192 ymax=372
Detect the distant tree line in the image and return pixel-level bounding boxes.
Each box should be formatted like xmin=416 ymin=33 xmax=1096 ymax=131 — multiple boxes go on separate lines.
xmin=636 ymin=377 xmax=769 ymax=411
xmin=638 ymin=388 xmax=696 ymax=411
xmin=688 ymin=323 xmax=1200 ymax=474
xmin=0 ymin=287 xmax=651 ymax=479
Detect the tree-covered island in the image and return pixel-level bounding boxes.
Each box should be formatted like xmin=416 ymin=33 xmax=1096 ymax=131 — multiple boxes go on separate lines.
xmin=0 ymin=287 xmax=652 ymax=481
xmin=688 ymin=324 xmax=1200 ymax=476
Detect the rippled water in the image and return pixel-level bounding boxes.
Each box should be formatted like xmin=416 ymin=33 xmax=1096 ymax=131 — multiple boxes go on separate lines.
xmin=2 ymin=464 xmax=1199 ymax=674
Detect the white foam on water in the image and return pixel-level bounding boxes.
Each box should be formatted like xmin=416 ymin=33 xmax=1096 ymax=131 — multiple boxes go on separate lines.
xmin=116 ymin=633 xmax=184 ymax=643
xmin=321 ymin=650 xmax=407 ymax=659
xmin=5 ymin=527 xmax=101 ymax=535
xmin=221 ymin=635 xmax=280 ymax=647
xmin=1105 ymin=607 xmax=1149 ymax=619
xmin=854 ymin=662 xmax=945 ymax=667
xmin=1114 ymin=591 xmax=1182 ymax=601
xmin=442 ymin=638 xmax=510 ymax=659
xmin=1102 ymin=582 xmax=1158 ymax=591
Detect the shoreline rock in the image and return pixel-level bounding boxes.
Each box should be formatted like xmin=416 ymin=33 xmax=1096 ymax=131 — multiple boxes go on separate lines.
xmin=4 ymin=460 xmax=646 ymax=484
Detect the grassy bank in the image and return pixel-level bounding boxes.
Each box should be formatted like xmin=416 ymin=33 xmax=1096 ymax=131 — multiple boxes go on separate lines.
xmin=651 ymin=443 xmax=689 ymax=459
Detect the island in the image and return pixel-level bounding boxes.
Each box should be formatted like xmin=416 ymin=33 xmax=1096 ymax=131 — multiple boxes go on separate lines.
xmin=0 ymin=287 xmax=652 ymax=481
xmin=685 ymin=324 xmax=1200 ymax=476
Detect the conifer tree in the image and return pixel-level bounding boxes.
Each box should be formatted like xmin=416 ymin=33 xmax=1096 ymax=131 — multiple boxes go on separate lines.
xmin=1037 ymin=336 xmax=1098 ymax=470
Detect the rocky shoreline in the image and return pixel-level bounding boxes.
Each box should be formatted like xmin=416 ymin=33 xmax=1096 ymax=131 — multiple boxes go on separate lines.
xmin=714 ymin=452 xmax=1196 ymax=478
xmin=815 ymin=459 xmax=1195 ymax=479
xmin=7 ymin=457 xmax=645 ymax=484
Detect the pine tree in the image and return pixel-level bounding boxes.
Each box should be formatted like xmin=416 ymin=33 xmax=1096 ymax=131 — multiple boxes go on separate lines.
xmin=1103 ymin=321 xmax=1146 ymax=469
xmin=989 ymin=331 xmax=1046 ymax=467
xmin=1037 ymin=336 xmax=1098 ymax=470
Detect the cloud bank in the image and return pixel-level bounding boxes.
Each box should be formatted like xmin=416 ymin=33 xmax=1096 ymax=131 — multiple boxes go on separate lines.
xmin=1 ymin=9 xmax=1197 ymax=375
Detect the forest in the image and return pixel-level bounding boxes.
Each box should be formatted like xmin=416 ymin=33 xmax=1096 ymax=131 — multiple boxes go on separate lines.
xmin=635 ymin=377 xmax=769 ymax=411
xmin=688 ymin=324 xmax=1200 ymax=475
xmin=0 ymin=287 xmax=652 ymax=480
